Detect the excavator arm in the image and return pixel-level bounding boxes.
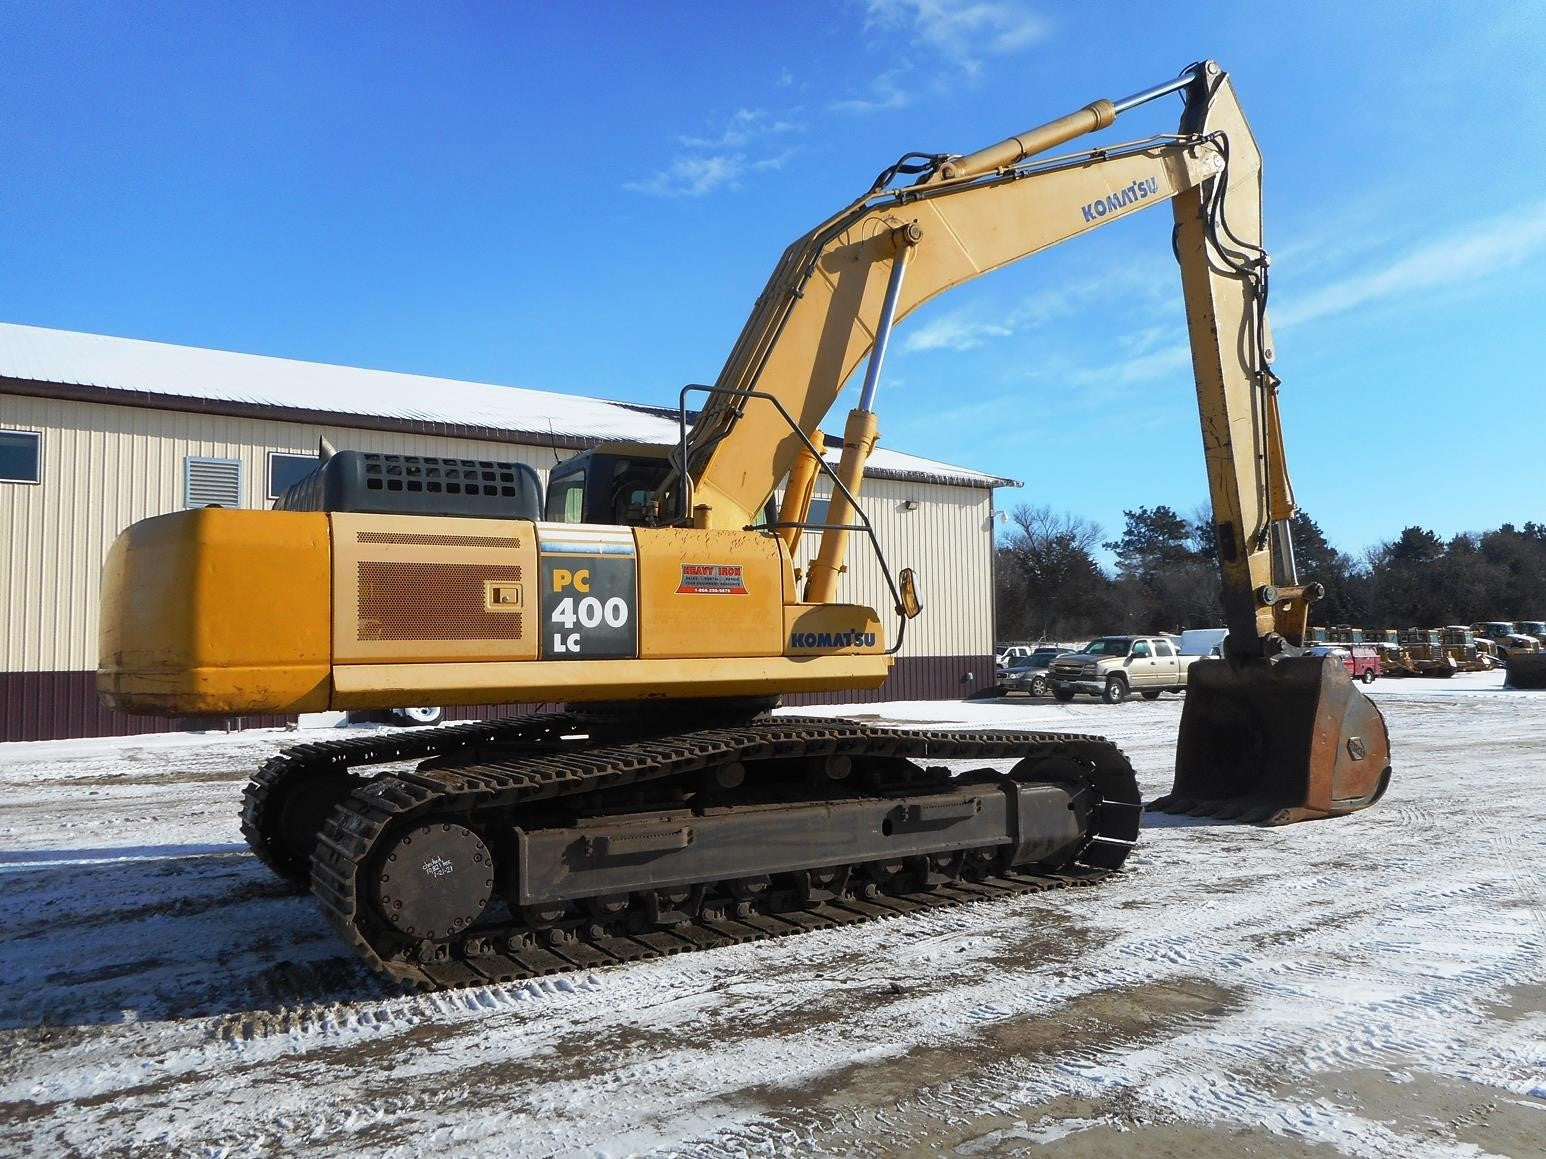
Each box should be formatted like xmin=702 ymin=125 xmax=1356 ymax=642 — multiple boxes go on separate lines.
xmin=683 ymin=71 xmax=1225 ymax=529
xmin=685 ymin=63 xmax=1292 ymax=646
xmin=682 ymin=60 xmax=1391 ymax=823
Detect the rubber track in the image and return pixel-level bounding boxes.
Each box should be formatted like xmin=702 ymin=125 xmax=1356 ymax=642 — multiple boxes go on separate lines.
xmin=282 ymin=717 xmax=1138 ymax=991
xmin=240 ymin=715 xmax=576 ymax=883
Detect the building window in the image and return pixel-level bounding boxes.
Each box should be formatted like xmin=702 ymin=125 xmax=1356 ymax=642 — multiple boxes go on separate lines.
xmin=267 ymin=451 xmax=319 ymax=499
xmin=0 ymin=429 xmax=41 ymax=483
xmin=184 ymin=456 xmax=243 ymax=508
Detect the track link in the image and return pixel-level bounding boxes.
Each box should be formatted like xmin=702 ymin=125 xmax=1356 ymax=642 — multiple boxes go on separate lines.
xmin=244 ymin=716 xmax=1140 ymax=991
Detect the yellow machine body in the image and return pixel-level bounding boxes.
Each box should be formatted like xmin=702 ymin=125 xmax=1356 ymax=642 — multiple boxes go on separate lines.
xmin=99 ymin=509 xmax=889 ymax=716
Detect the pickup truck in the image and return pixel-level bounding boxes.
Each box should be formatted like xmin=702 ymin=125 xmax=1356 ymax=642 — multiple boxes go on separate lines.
xmin=1049 ymin=635 xmax=1199 ymax=703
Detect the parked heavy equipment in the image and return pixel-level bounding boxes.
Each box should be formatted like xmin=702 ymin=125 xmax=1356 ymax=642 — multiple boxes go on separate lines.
xmin=1505 ymin=621 xmax=1546 ymax=689
xmin=98 ymin=62 xmax=1391 ymax=990
xmin=1474 ymin=622 xmax=1541 ymax=663
xmin=1397 ymin=628 xmax=1458 ymax=677
xmin=1374 ymin=642 xmax=1419 ymax=678
xmin=1441 ymin=626 xmax=1497 ymax=672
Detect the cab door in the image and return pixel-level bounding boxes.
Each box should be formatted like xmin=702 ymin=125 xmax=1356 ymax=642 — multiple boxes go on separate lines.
xmin=1127 ymin=638 xmax=1157 ymax=687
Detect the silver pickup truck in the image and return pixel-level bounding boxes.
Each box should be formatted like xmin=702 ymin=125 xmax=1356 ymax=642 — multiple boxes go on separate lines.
xmin=1049 ymin=635 xmax=1199 ymax=703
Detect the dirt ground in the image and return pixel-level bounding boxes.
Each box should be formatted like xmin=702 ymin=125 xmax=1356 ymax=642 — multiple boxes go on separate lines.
xmin=2 ymin=676 xmax=1543 ymax=1156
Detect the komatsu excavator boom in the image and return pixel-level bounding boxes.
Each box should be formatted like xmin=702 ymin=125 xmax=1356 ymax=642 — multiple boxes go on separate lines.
xmin=98 ymin=62 xmax=1390 ymax=991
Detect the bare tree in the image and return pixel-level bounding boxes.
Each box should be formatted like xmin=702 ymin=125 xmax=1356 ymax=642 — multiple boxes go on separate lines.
xmin=997 ymin=505 xmax=1109 ymax=640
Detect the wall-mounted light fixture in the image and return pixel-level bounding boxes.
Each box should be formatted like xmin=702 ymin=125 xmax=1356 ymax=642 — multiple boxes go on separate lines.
xmin=903 ymin=499 xmax=921 ymax=511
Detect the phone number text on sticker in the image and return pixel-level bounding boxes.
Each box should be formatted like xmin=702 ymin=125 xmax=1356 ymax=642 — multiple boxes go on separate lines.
xmin=677 ymin=564 xmax=748 ymax=595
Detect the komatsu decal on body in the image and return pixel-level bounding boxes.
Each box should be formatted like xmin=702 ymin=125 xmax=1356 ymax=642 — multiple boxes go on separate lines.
xmin=790 ymin=630 xmax=878 ymax=649
xmin=1081 ymin=177 xmax=1160 ymax=222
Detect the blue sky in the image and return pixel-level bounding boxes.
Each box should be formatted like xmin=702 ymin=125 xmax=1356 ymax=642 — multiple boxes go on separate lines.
xmin=3 ymin=2 xmax=1543 ymax=562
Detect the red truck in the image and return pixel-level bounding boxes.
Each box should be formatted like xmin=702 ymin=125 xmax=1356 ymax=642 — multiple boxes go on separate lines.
xmin=1309 ymin=644 xmax=1380 ymax=684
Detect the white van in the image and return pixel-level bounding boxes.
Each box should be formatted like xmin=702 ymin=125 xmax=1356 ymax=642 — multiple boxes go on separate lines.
xmin=1178 ymin=628 xmax=1229 ymax=658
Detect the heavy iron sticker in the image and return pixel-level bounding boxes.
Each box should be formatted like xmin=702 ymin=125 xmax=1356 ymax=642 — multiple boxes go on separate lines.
xmin=676 ymin=563 xmax=749 ymax=595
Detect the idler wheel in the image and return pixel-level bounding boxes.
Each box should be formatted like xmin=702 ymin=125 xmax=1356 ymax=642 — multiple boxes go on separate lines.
xmin=372 ymin=822 xmax=493 ymax=941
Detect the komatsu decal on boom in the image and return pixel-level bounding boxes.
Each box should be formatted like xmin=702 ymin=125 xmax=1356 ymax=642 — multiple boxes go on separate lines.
xmin=99 ymin=61 xmax=1391 ymax=991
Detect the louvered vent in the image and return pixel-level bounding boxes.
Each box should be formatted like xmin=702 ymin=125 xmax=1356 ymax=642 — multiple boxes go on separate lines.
xmin=184 ymin=456 xmax=243 ymax=508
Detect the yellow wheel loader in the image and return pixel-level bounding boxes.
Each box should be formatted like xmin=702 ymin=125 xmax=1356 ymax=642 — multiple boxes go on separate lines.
xmin=99 ymin=62 xmax=1390 ymax=990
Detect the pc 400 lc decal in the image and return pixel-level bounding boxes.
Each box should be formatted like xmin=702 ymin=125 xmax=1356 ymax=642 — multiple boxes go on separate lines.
xmin=677 ymin=564 xmax=748 ymax=595
xmin=537 ymin=526 xmax=638 ymax=659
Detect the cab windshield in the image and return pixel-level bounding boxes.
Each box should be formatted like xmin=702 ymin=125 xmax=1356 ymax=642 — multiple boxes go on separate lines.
xmin=1080 ymin=637 xmax=1133 ymax=656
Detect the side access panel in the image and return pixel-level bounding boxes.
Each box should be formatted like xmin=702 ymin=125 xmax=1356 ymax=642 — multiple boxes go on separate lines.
xmin=332 ymin=513 xmax=539 ymax=664
xmin=633 ymin=526 xmax=786 ymax=659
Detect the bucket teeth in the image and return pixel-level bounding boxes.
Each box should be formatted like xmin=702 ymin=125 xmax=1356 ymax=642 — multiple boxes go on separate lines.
xmin=1209 ymin=799 xmax=1254 ymax=821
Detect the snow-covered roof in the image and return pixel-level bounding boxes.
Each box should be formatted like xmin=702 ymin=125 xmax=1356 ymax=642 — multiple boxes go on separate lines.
xmin=0 ymin=322 xmax=1016 ymax=489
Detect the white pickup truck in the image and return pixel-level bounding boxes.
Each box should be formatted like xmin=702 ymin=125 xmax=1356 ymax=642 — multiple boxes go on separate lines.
xmin=1048 ymin=635 xmax=1200 ymax=703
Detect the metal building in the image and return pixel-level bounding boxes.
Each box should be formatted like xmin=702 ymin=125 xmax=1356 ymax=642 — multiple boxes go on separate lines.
xmin=1 ymin=323 xmax=1014 ymax=741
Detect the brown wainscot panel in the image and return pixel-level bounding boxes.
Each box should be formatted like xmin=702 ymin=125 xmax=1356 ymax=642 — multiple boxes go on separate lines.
xmin=2 ymin=656 xmax=993 ymax=742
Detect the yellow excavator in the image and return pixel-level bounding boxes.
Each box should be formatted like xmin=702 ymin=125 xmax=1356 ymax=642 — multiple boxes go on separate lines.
xmin=99 ymin=62 xmax=1391 ymax=990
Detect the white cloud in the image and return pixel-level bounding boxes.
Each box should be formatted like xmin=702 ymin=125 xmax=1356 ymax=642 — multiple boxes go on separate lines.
xmin=899 ymin=260 xmax=1172 ymax=354
xmin=834 ymin=1 xmax=1049 ymax=115
xmin=628 ymin=108 xmax=802 ymax=197
xmin=863 ymin=0 xmax=1047 ymax=68
xmin=1274 ymin=200 xmax=1546 ymax=329
xmin=902 ymin=314 xmax=1012 ymax=352
xmin=1067 ymin=341 xmax=1191 ymax=387
xmin=679 ymin=108 xmax=798 ymax=150
xmin=829 ymin=70 xmax=911 ymax=115
xmin=624 ymin=155 xmax=746 ymax=198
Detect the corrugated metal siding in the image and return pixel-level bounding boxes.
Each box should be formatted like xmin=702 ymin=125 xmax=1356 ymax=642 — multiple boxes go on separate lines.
xmin=792 ymin=477 xmax=995 ymax=659
xmin=0 ymin=393 xmax=567 ymax=673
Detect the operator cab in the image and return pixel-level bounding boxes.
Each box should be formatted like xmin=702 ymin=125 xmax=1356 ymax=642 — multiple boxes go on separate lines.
xmin=546 ymin=442 xmax=775 ymax=529
xmin=545 ymin=444 xmax=678 ymax=526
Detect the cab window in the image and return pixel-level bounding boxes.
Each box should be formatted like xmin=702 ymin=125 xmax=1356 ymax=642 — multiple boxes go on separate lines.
xmin=1131 ymin=640 xmax=1151 ymax=658
xmin=546 ymin=471 xmax=586 ymax=523
xmin=1154 ymin=640 xmax=1175 ymax=657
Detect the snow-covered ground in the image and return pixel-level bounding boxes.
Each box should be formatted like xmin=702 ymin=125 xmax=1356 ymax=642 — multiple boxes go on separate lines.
xmin=2 ymin=672 xmax=1543 ymax=1157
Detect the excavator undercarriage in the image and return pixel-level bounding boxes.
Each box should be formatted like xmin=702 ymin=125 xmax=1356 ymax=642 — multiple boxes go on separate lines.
xmin=242 ymin=714 xmax=1140 ymax=990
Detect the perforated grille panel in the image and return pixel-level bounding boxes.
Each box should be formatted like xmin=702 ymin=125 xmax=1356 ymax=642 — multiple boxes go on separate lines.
xmin=357 ymin=562 xmax=525 ymax=642
xmin=363 ymin=456 xmax=525 ymax=496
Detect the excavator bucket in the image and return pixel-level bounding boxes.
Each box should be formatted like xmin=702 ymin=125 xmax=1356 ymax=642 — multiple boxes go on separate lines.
xmin=1505 ymin=654 xmax=1546 ymax=690
xmin=1151 ymin=656 xmax=1391 ymax=825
